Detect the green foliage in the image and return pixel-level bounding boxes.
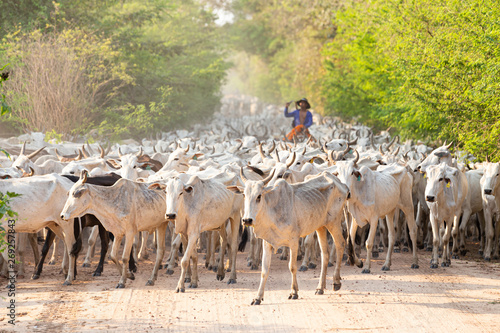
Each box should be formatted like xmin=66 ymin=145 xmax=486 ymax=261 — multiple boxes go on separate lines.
xmin=322 ymin=0 xmax=500 ymax=160
xmin=0 ymin=0 xmax=228 ymax=139
xmin=45 ymin=129 xmax=64 ymax=144
xmin=0 ymin=64 xmax=11 ymax=116
xmin=0 ymin=192 xmax=21 ymax=253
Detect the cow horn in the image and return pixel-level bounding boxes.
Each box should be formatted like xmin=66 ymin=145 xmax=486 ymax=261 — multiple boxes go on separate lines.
xmin=322 ymin=142 xmax=328 ymax=153
xmin=118 ymin=147 xmax=124 ymax=157
xmin=392 ymin=146 xmax=400 ymax=156
xmin=153 ymin=145 xmax=157 ymax=153
xmin=27 ymin=166 xmax=34 ymax=177
xmin=81 ymin=145 xmax=89 ymax=158
xmin=273 ymin=149 xmax=280 ymax=162
xmin=20 ymin=142 xmax=26 ymax=155
xmin=387 ymin=135 xmax=397 ymax=149
xmin=302 ymin=146 xmax=306 ymax=155
xmin=258 ymin=143 xmax=267 ymax=160
xmin=240 ymin=167 xmax=248 ymax=184
xmin=352 ymin=150 xmax=360 ymax=166
xmin=245 ymin=124 xmax=251 ymax=136
xmin=342 ymin=143 xmax=350 ymax=156
xmin=306 ymin=135 xmax=312 ymax=146
xmin=55 ymin=148 xmax=63 ymax=161
xmin=331 ymin=129 xmax=336 ymax=139
xmin=27 ymin=146 xmax=45 ymax=160
xmin=366 ymin=129 xmax=372 ymax=138
xmin=136 ymin=147 xmax=143 ymax=157
xmin=98 ymin=144 xmax=105 ymax=158
xmin=292 ymin=136 xmax=297 ymax=147
xmin=267 ymin=140 xmax=276 ymax=154
xmin=348 ymin=137 xmax=358 ymax=146
xmin=379 ymin=145 xmax=385 ymax=156
xmin=212 ymin=146 xmax=216 ymax=154
xmin=286 ymin=152 xmax=296 ymax=168
xmin=76 ymin=149 xmax=83 ymax=161
xmin=356 ymin=129 xmax=360 ymax=138
xmin=262 ymin=169 xmax=276 ymax=185
xmin=81 ymin=170 xmax=88 ymax=184
xmin=329 ymin=149 xmax=335 ymax=163
xmin=446 ymin=141 xmax=453 ymax=150
xmin=185 ymin=144 xmax=190 ymax=153
xmin=370 ymin=132 xmax=376 ymax=150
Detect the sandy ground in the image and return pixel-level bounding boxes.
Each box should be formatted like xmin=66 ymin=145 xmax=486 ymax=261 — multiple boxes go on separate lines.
xmin=1 ymin=241 xmax=500 ymax=333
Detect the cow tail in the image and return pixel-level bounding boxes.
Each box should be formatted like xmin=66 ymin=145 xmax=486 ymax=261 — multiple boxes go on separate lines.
xmin=238 ymin=226 xmax=249 ymax=252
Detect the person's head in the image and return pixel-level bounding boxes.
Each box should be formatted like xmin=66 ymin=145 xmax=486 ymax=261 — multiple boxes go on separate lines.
xmin=296 ymin=98 xmax=311 ymax=110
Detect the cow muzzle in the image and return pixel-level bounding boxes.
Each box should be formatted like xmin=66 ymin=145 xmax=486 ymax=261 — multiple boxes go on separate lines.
xmin=165 ymin=213 xmax=176 ymax=220
xmin=484 ymin=189 xmax=493 ymax=195
xmin=425 ymin=195 xmax=435 ymax=202
xmin=242 ymin=218 xmax=253 ymax=226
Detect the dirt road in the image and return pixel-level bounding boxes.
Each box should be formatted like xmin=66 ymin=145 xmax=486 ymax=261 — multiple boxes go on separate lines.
xmin=2 ymin=246 xmax=500 ymax=332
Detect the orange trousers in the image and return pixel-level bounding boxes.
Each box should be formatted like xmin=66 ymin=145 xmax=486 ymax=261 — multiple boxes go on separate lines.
xmin=286 ymin=124 xmax=311 ymax=141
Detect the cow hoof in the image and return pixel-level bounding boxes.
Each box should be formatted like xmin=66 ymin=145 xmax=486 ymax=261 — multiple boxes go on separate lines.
xmin=333 ymin=283 xmax=342 ymax=291
xmin=203 ymin=254 xmax=206 ymax=259
xmin=288 ymin=293 xmax=299 ymax=300
xmin=430 ymin=263 xmax=438 ymax=269
xmin=250 ymin=264 xmax=259 ymax=270
xmin=372 ymin=251 xmax=379 ymax=258
xmin=441 ymin=262 xmax=447 ymax=267
xmin=92 ymin=271 xmax=102 ymax=277
xmin=159 ymin=264 xmax=165 ymax=269
xmin=451 ymin=254 xmax=459 ymax=259
xmin=298 ymin=265 xmax=308 ymax=272
xmin=357 ymin=261 xmax=363 ymax=269
xmin=328 ymin=262 xmax=333 ymax=267
xmin=411 ymin=264 xmax=419 ymax=269
xmin=460 ymin=250 xmax=467 ymax=256
xmin=315 ymin=289 xmax=324 ymax=295
xmin=131 ymin=266 xmax=137 ymax=273
xmin=227 ymin=279 xmax=236 ymax=285
xmin=116 ymin=283 xmax=125 ymax=289
xmin=174 ymin=262 xmax=178 ymax=268
xmin=82 ymin=263 xmax=91 ymax=268
xmin=217 ymin=274 xmax=225 ymax=281
xmin=189 ymin=283 xmax=198 ymax=288
xmin=379 ymin=247 xmax=384 ymax=253
xmin=207 ymin=265 xmax=213 ymax=270
xmin=146 ymin=280 xmax=154 ymax=286
xmin=426 ymin=247 xmax=432 ymax=252
xmin=394 ymin=248 xmax=401 ymax=253
xmin=478 ymin=250 xmax=484 ymax=256
xmin=308 ymin=263 xmax=317 ymax=269
xmin=212 ymin=267 xmax=217 ymax=273
xmin=277 ymin=248 xmax=283 ymax=254
xmin=128 ymin=273 xmax=135 ymax=280
xmin=381 ymin=266 xmax=390 ymax=271
xmin=485 ymin=256 xmax=491 ymax=262
xmin=226 ymin=268 xmax=231 ymax=273
xmin=280 ymin=255 xmax=287 ymax=261
xmin=247 ymin=262 xmax=251 ymax=267
xmin=48 ymin=260 xmax=56 ymax=266
xmin=31 ymin=274 xmax=40 ymax=280
xmin=493 ymin=255 xmax=499 ymax=260
xmin=342 ymin=253 xmax=348 ymax=261
xmin=166 ymin=269 xmax=174 ymax=275
xmin=63 ymin=280 xmax=72 ymax=286
xmin=402 ymin=248 xmax=409 ymax=253
xmin=184 ymin=277 xmax=191 ymax=283
xmin=251 ymin=299 xmax=261 ymax=305
xmin=205 ymin=262 xmax=209 ymax=268
xmin=361 ymin=268 xmax=370 ymax=274
xmin=344 ymin=261 xmax=351 ymax=266
xmin=175 ymin=287 xmax=185 ymax=293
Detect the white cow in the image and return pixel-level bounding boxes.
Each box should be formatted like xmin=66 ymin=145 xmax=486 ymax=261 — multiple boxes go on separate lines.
xmin=228 ymin=169 xmax=349 ymax=305
xmin=480 ymin=163 xmax=500 ymax=261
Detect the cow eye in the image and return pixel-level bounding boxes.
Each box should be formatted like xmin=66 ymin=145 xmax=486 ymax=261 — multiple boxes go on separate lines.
xmin=256 ymin=195 xmax=261 ymax=202
xmin=277 ymin=174 xmax=283 ymax=179
xmin=133 ymin=165 xmax=137 ymax=169
xmin=173 ymin=158 xmax=179 ymax=161
xmin=439 ymin=178 xmax=443 ymax=182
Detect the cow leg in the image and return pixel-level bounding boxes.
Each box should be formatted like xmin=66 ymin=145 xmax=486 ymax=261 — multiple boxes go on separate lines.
xmin=280 ymin=246 xmax=289 ymax=261
xmin=483 ymin=207 xmax=494 ymax=261
xmin=457 ymin=209 xmax=471 ymax=257
xmin=227 ymin=216 xmax=239 ymax=284
xmin=362 ymin=218 xmax=379 ymax=274
xmin=209 ymin=231 xmax=218 ymax=270
xmin=93 ymin=225 xmax=109 ymax=277
xmin=109 ymin=235 xmax=124 ymax=276
xmin=116 ymin=232 xmax=135 ymax=288
xmin=61 ymin=225 xmax=77 ymax=285
xmin=442 ymin=219 xmax=453 ymax=267
xmin=402 ymin=205 xmax=419 ymax=269
xmin=492 ymin=214 xmax=500 ymax=259
xmin=347 ymin=220 xmax=363 ymax=268
xmin=176 ymin=233 xmax=199 ymax=293
xmin=299 ymin=233 xmax=314 ymax=271
xmin=216 ymin=224 xmax=228 ymax=281
xmin=288 ymin=240 xmax=300 ymax=300
xmin=32 ymin=227 xmax=58 ymax=279
xmin=189 ymin=241 xmax=199 ymax=288
xmin=327 ymin=219 xmax=346 ymax=291
xmin=314 ymin=227 xmax=329 ymax=295
xmin=252 ymin=240 xmax=273 ymax=305
xmin=28 ymin=233 xmax=40 ymax=267
xmin=166 ymin=233 xmax=181 ymax=275
xmin=132 ymin=234 xmax=140 ymax=264
xmin=16 ymin=233 xmax=27 ymax=279
xmin=205 ymin=231 xmax=213 ymax=269
xmin=138 ymin=231 xmax=150 ymax=260
xmin=394 ymin=209 xmax=402 ymax=253
xmin=429 ymin=214 xmax=441 ymax=268
xmin=477 ymin=211 xmax=485 ymax=255
xmin=83 ymin=226 xmax=99 ymax=267
xmin=147 ymin=223 xmax=167 ymax=286
xmin=49 ymin=236 xmax=58 ymax=265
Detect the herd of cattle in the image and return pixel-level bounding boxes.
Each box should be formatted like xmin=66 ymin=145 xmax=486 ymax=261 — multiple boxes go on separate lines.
xmin=0 ymin=95 xmax=499 ymax=305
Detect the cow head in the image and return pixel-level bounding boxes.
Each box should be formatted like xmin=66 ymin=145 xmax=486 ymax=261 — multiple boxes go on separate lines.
xmin=61 ymin=170 xmax=91 ymax=220
xmin=149 ymin=175 xmax=198 ymax=221
xmin=0 ymin=143 xmax=45 ymax=179
xmin=424 ymin=163 xmax=456 ymax=205
xmin=417 ymin=142 xmax=453 ymax=173
xmin=227 ymin=167 xmax=275 ymax=226
xmin=480 ymin=162 xmax=500 ymax=196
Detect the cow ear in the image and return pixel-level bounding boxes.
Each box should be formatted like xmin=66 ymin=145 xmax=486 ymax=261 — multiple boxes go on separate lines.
xmin=192 ymin=153 xmax=204 ymax=160
xmin=352 ymin=170 xmax=362 ymax=181
xmin=184 ymin=185 xmax=193 ymax=193
xmin=227 ymin=185 xmax=244 ymax=195
xmin=148 ymin=183 xmax=166 ymax=190
xmin=106 ymin=159 xmax=121 ymax=169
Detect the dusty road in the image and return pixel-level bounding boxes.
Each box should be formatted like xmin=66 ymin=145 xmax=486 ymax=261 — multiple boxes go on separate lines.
xmin=2 ymin=244 xmax=500 ymax=332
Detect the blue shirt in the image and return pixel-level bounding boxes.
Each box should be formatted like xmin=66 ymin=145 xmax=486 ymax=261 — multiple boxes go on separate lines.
xmin=284 ymin=107 xmax=313 ymax=128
